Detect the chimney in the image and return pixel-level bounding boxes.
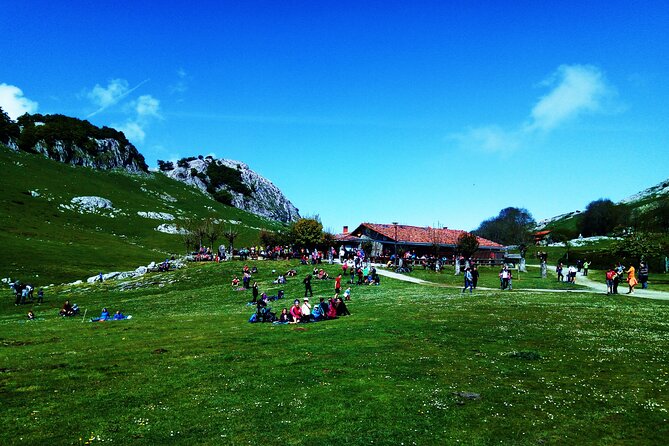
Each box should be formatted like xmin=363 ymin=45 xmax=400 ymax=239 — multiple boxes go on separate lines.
xmin=343 ymin=226 xmax=349 ymax=234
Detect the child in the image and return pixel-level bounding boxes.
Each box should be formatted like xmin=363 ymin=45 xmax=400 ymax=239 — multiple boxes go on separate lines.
xmin=344 ymin=287 xmax=351 ymax=301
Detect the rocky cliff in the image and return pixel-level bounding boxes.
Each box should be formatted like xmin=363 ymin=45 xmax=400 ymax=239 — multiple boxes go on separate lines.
xmin=162 ymin=156 xmax=300 ymax=223
xmin=1 ymin=112 xmax=148 ymax=173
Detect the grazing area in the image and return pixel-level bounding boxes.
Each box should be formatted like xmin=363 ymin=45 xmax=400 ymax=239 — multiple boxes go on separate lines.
xmin=2 ymin=261 xmax=668 ymax=445
xmin=0 ymin=146 xmax=283 ymax=285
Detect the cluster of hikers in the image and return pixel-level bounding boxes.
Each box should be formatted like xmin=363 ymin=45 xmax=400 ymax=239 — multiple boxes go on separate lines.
xmin=10 ymin=281 xmax=44 ymax=305
xmin=556 ymin=263 xmax=580 ymax=283
xmin=606 ymin=262 xmax=649 ymax=294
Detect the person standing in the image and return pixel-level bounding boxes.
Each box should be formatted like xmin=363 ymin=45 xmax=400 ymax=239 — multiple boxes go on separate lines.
xmin=626 ymin=264 xmax=638 ymax=294
xmin=303 ymin=274 xmax=313 ymax=297
xmin=462 ymin=268 xmax=473 ymax=294
xmin=556 ymin=263 xmax=564 ymax=282
xmin=471 ymin=266 xmax=479 ymax=289
xmin=251 ymin=282 xmax=259 ymax=303
xmin=583 ymin=260 xmax=590 ymax=276
xmin=638 ymin=262 xmax=649 ymax=289
xmin=606 ymin=267 xmax=616 ymax=295
xmin=335 ymin=274 xmax=342 ymax=295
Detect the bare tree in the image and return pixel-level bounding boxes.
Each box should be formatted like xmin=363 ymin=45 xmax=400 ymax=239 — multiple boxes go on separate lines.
xmin=203 ymin=218 xmax=223 ymax=250
xmin=223 ymin=227 xmax=240 ymax=257
xmin=177 ymin=219 xmax=197 ymax=254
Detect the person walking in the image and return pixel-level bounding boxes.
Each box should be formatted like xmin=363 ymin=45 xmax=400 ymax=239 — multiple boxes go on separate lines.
xmin=462 ymin=268 xmax=473 ymax=294
xmin=303 ymin=274 xmax=313 ymax=297
xmin=626 ymin=264 xmax=638 ymax=294
xmin=471 ymin=266 xmax=479 ymax=289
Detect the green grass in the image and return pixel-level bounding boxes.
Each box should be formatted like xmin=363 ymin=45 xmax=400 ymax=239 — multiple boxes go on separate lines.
xmin=0 ymin=146 xmax=284 ymax=285
xmin=403 ymin=265 xmax=588 ymax=290
xmin=2 ymin=261 xmax=668 ymax=445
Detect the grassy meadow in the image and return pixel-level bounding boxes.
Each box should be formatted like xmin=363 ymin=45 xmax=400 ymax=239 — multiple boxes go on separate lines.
xmin=2 ymin=261 xmax=668 ymax=445
xmin=0 ymin=145 xmax=284 ymax=285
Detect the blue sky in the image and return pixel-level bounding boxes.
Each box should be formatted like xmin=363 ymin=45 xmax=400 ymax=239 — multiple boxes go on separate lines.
xmin=2 ymin=1 xmax=668 ymax=232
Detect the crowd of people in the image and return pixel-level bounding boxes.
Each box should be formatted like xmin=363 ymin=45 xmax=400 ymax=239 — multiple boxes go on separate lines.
xmin=605 ymin=262 xmax=648 ymax=295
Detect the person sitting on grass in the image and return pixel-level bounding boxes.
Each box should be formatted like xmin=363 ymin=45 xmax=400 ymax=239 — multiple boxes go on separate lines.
xmin=301 ymin=298 xmax=312 ymax=322
xmin=113 ymin=310 xmax=126 ymax=320
xmin=289 ymin=299 xmax=302 ymax=324
xmin=59 ymin=300 xmax=76 ymax=317
xmin=312 ymin=301 xmax=324 ymax=321
xmin=231 ymin=276 xmax=240 ymax=287
xmin=327 ymin=297 xmax=338 ymax=319
xmin=277 ymin=308 xmax=290 ymax=324
xmin=27 ymin=310 xmax=35 ymax=320
xmin=318 ymin=297 xmax=330 ymax=320
xmin=335 ymin=296 xmax=351 ymax=316
xmin=285 ymin=269 xmax=297 ymax=277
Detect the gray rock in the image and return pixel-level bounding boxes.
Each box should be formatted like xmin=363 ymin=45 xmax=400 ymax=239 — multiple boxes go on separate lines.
xmin=163 ymin=157 xmax=300 ymax=223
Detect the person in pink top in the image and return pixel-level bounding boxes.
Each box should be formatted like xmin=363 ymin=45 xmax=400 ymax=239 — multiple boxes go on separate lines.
xmin=289 ymin=299 xmax=302 ymax=323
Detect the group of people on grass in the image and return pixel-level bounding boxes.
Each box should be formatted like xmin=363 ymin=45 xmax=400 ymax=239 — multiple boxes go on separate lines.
xmin=556 ymin=263 xmax=579 ymax=283
xmin=606 ymin=262 xmax=649 ymax=295
xmin=10 ymin=281 xmax=44 ymax=306
xmin=462 ymin=266 xmax=480 ymax=293
xmin=90 ymin=307 xmax=129 ymax=322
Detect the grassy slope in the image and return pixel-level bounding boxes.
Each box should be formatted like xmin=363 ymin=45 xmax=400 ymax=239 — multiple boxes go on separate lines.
xmin=1 ymin=261 xmax=668 ymax=445
xmin=0 ymin=146 xmax=284 ymax=285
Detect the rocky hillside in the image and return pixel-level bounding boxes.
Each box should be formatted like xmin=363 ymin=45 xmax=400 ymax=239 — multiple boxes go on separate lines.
xmin=1 ymin=111 xmax=148 ymax=173
xmin=160 ymin=156 xmax=300 ymax=223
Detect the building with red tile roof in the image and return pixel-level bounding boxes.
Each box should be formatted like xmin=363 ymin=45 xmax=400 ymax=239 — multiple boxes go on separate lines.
xmin=335 ymin=223 xmax=505 ymax=258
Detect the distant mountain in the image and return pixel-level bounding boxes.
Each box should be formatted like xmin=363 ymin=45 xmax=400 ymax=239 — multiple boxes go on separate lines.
xmin=1 ymin=112 xmax=148 ymax=173
xmin=1 ymin=109 xmax=300 ymax=223
xmin=160 ymin=156 xmax=300 ymax=223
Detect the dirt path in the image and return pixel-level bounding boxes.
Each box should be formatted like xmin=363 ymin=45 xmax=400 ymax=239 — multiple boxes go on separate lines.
xmin=375 ymin=265 xmax=669 ymax=301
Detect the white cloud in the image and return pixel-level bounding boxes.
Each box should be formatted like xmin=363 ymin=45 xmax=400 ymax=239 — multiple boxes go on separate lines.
xmin=452 ymin=125 xmax=520 ymax=154
xmin=135 ymin=95 xmax=161 ymax=118
xmin=527 ymin=64 xmax=611 ymax=131
xmin=86 ymin=78 xmax=150 ymax=117
xmin=116 ymin=95 xmax=161 ymax=144
xmin=0 ymin=83 xmax=39 ymax=120
xmin=170 ymin=68 xmax=189 ymax=94
xmin=454 ymin=64 xmax=615 ymax=153
xmin=88 ymin=79 xmax=129 ymax=108
xmin=118 ymin=121 xmax=146 ymax=143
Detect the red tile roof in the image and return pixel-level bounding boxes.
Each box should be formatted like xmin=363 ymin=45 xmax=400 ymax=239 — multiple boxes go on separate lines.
xmin=353 ymin=223 xmax=503 ymax=248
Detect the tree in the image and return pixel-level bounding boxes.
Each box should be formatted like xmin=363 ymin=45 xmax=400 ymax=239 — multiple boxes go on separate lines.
xmin=457 ymin=232 xmax=480 ymax=259
xmin=157 ymin=160 xmax=174 ymax=171
xmin=177 ymin=219 xmax=197 ymax=254
xmin=0 ymin=106 xmax=20 ymax=145
xmin=612 ymin=232 xmax=664 ymax=266
xmin=223 ymin=227 xmax=240 ymax=256
xmin=579 ymin=199 xmax=627 ymax=236
xmin=203 ymin=218 xmax=223 ymax=250
xmin=474 ymin=207 xmax=535 ymax=246
xmin=289 ymin=218 xmax=323 ymax=249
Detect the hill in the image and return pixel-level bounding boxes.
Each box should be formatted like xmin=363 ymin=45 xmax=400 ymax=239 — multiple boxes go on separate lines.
xmin=160 ymin=155 xmax=300 ymax=223
xmin=0 ymin=144 xmax=285 ymax=285
xmin=536 ymin=176 xmax=669 ymax=237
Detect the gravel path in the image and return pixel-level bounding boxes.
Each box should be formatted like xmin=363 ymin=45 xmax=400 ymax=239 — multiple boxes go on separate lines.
xmin=375 ymin=265 xmax=669 ymax=301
